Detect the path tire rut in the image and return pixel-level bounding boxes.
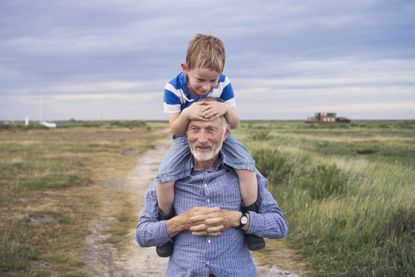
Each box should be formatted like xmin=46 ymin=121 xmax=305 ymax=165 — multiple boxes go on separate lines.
xmin=82 ymin=134 xmax=301 ymax=276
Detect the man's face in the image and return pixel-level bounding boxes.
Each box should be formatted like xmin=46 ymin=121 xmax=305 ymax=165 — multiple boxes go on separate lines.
xmin=187 ymin=118 xmax=227 ymax=162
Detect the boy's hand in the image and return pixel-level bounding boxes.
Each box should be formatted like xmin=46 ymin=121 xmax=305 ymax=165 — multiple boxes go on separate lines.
xmin=200 ymin=101 xmax=228 ymax=120
xmin=185 ymin=102 xmax=210 ymax=121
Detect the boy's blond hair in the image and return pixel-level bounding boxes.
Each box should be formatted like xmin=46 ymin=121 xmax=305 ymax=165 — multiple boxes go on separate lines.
xmin=186 ymin=33 xmax=226 ymax=73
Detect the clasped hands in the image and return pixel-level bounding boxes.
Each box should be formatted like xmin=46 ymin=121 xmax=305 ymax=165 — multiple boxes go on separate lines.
xmin=184 ymin=206 xmax=241 ymax=237
xmin=186 ymin=100 xmax=227 ymax=122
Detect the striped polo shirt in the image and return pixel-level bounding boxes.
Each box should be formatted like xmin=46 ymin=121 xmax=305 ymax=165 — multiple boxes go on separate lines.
xmin=163 ymin=71 xmax=236 ymax=114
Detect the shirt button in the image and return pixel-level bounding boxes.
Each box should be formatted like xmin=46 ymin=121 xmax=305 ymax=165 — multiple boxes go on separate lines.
xmin=206 ymin=261 xmax=210 ymax=265
xmin=204 ymin=183 xmax=208 ymax=187
xmin=206 ymin=198 xmax=210 ymax=203
xmin=208 ymin=239 xmax=211 ymax=244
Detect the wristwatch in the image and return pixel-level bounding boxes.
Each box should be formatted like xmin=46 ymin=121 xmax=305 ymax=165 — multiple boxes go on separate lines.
xmin=239 ymin=213 xmax=248 ymax=229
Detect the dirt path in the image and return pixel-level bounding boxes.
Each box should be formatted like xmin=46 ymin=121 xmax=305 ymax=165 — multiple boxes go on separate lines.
xmin=83 ymin=134 xmax=303 ymax=276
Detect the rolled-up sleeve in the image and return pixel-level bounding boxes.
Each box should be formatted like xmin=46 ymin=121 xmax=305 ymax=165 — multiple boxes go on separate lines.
xmin=246 ymin=172 xmax=288 ymax=239
xmin=135 ymin=183 xmax=172 ymax=247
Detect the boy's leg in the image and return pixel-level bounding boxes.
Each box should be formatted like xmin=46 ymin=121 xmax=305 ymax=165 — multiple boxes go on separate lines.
xmin=156 ymin=181 xmax=175 ymax=216
xmin=235 ymin=169 xmax=265 ymax=251
xmin=236 ymin=169 xmax=257 ymax=207
xmin=155 ymin=181 xmax=175 ymax=257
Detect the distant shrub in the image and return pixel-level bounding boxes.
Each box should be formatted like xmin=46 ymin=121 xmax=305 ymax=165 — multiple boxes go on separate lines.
xmin=299 ymin=163 xmax=348 ymax=200
xmin=109 ymin=120 xmax=147 ymax=129
xmin=356 ymin=148 xmax=379 ymax=155
xmin=249 ymin=129 xmax=272 ymax=141
xmin=253 ymin=148 xmax=292 ymax=186
xmin=395 ymin=121 xmax=415 ymax=129
xmin=388 ymin=206 xmax=415 ymax=240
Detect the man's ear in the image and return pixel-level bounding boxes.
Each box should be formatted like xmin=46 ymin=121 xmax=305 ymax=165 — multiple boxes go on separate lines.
xmin=224 ymin=126 xmax=230 ymax=140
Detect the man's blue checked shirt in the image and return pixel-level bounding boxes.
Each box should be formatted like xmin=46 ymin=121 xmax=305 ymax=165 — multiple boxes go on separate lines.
xmin=136 ymin=159 xmax=288 ymax=277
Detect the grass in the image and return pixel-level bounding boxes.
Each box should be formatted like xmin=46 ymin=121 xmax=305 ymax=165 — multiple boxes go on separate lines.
xmin=2 ymin=119 xmax=413 ymax=276
xmin=106 ymin=189 xmax=138 ymax=253
xmin=235 ymin=120 xmax=415 ymax=276
xmin=0 ymin=121 xmax=164 ymax=276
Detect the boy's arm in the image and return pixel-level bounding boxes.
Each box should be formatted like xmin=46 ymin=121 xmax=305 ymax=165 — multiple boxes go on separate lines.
xmin=168 ymin=113 xmax=187 ymax=135
xmin=224 ymin=106 xmax=240 ymax=129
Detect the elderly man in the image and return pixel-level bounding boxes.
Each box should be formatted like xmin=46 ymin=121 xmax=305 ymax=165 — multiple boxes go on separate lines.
xmin=136 ymin=115 xmax=288 ymax=277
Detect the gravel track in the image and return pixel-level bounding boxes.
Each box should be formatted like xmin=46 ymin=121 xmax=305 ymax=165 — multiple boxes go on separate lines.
xmin=82 ymin=134 xmax=301 ymax=276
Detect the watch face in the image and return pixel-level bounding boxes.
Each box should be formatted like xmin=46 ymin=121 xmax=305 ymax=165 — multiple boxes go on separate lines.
xmin=241 ymin=215 xmax=248 ymax=225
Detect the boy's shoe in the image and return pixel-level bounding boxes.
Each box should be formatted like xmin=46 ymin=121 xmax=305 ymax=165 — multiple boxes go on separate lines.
xmin=243 ymin=202 xmax=265 ymax=251
xmin=156 ymin=241 xmax=174 ymax=257
xmin=245 ymin=233 xmax=265 ymax=250
xmin=156 ymin=209 xmax=175 ymax=257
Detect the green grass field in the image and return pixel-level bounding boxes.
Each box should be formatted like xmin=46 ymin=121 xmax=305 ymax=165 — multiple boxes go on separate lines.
xmin=0 ymin=121 xmax=164 ymax=276
xmin=1 ymin=120 xmax=414 ymax=276
xmin=235 ymin=120 xmax=415 ymax=276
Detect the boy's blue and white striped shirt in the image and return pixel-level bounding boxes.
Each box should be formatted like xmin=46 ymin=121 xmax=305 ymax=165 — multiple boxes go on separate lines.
xmin=163 ymin=71 xmax=236 ymax=114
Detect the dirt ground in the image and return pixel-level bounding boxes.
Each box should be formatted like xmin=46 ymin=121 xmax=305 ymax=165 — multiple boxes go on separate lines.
xmin=82 ymin=135 xmax=305 ymax=276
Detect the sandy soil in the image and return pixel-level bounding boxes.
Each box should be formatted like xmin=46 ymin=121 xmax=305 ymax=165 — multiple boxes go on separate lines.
xmin=82 ymin=134 xmax=303 ymax=276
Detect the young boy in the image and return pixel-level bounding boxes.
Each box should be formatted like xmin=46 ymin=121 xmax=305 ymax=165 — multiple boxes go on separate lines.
xmin=155 ymin=33 xmax=265 ymax=257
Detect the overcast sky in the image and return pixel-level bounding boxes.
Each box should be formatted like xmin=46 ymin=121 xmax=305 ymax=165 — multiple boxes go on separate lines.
xmin=1 ymin=0 xmax=414 ymax=121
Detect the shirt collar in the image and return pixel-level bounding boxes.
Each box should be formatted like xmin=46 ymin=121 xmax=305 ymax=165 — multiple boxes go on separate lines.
xmin=191 ymin=154 xmax=224 ymax=173
xmin=178 ymin=71 xmax=215 ymax=104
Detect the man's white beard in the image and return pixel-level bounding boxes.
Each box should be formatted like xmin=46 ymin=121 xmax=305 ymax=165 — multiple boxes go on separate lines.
xmin=191 ymin=141 xmax=223 ymax=162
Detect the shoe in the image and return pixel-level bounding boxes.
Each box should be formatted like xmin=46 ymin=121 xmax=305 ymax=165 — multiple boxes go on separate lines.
xmin=156 ymin=209 xmax=175 ymax=257
xmin=156 ymin=241 xmax=174 ymax=257
xmin=246 ymin=233 xmax=265 ymax=250
xmin=243 ymin=202 xmax=265 ymax=251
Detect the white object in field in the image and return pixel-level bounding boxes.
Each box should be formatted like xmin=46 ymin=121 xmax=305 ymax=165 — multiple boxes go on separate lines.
xmin=41 ymin=121 xmax=57 ymax=128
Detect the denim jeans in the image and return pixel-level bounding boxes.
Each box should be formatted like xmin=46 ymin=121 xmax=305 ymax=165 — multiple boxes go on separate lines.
xmin=155 ymin=134 xmax=255 ymax=183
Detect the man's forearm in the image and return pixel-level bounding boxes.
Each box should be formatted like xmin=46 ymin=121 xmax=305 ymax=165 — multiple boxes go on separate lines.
xmin=166 ymin=213 xmax=190 ymax=237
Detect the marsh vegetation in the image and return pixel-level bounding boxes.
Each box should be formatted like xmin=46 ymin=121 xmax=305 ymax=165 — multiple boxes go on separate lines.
xmin=0 ymin=121 xmax=164 ymax=276
xmin=1 ymin=120 xmax=414 ymax=276
xmin=236 ymin=120 xmax=415 ymax=276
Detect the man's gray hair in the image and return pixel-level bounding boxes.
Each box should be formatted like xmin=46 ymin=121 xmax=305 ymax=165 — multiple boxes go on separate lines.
xmin=219 ymin=114 xmax=229 ymax=132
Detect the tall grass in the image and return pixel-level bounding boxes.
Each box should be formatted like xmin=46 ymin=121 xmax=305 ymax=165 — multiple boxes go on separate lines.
xmin=0 ymin=121 xmax=163 ymax=276
xmin=236 ymin=121 xmax=415 ymax=276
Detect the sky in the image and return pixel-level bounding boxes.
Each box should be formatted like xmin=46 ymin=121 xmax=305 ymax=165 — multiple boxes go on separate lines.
xmin=1 ymin=0 xmax=415 ymax=121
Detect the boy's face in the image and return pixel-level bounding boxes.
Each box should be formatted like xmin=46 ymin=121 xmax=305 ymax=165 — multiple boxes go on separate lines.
xmin=182 ymin=64 xmax=220 ymax=97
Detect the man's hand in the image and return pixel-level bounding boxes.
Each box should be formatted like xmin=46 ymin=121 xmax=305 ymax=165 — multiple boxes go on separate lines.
xmin=189 ymin=208 xmax=242 ymax=236
xmin=167 ymin=207 xmax=220 ymax=237
xmin=166 ymin=207 xmax=243 ymax=238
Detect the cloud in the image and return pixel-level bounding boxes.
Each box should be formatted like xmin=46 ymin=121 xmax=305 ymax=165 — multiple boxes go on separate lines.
xmin=1 ymin=0 xmax=415 ymax=120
